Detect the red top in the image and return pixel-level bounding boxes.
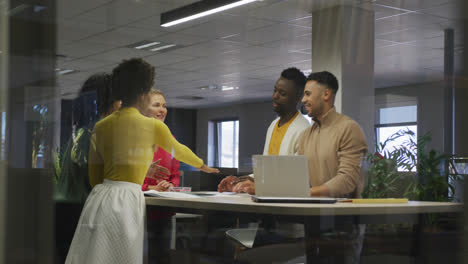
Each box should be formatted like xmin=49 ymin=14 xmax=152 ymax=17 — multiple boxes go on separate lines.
xmin=142 ymin=146 xmax=181 ymax=220
xmin=142 ymin=147 xmax=181 ymax=191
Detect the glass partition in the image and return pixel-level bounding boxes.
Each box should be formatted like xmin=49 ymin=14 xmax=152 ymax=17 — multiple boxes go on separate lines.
xmin=1 ymin=0 xmax=466 ymax=263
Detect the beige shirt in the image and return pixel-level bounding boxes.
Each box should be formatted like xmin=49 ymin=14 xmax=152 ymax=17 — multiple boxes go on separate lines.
xmin=297 ymin=107 xmax=367 ymax=198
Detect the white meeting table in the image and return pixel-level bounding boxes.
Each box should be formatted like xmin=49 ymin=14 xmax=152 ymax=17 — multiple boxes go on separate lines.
xmin=146 ymin=194 xmax=463 ymax=263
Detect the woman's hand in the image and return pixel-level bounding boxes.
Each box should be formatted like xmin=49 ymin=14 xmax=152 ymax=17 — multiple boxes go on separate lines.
xmin=217 ymin=176 xmax=237 ymax=192
xmin=232 ymin=181 xmax=255 ymax=195
xmin=145 ymin=159 xmax=170 ymax=181
xmin=147 ymin=185 xmax=164 ymax=192
xmin=157 ymin=180 xmax=174 ymax=191
xmin=148 ymin=180 xmax=174 ymax=192
xmin=199 ymin=164 xmax=220 ymax=174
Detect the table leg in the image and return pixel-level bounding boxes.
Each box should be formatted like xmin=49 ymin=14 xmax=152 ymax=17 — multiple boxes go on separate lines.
xmin=304 ymin=216 xmax=364 ymax=264
xmin=304 ymin=216 xmax=324 ymax=264
xmin=412 ymin=214 xmax=425 ymax=264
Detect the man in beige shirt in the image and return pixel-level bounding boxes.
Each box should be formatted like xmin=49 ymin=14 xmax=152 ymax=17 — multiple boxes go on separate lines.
xmin=298 ymin=71 xmax=368 ymax=198
xmin=299 ymin=71 xmax=367 ymax=264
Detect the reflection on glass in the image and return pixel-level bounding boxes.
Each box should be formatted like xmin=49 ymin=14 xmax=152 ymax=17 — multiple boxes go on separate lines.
xmin=31 ymin=104 xmax=48 ymax=168
xmin=1 ymin=112 xmax=5 ymax=161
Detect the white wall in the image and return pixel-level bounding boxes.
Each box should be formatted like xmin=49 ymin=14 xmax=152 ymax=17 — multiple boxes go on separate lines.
xmin=196 ymin=101 xmax=276 ymax=173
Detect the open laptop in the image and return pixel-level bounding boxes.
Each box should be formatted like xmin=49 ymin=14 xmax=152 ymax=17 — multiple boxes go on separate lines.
xmin=251 ymin=155 xmax=337 ymax=204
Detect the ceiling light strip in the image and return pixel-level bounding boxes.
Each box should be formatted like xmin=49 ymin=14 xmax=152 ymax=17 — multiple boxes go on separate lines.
xmin=374 ymin=3 xmax=416 ymax=13
xmin=56 ymin=69 xmax=76 ymax=75
xmin=135 ymin=41 xmax=160 ymax=49
xmin=150 ymin=44 xmax=177 ymax=52
xmin=161 ymin=0 xmax=257 ymax=27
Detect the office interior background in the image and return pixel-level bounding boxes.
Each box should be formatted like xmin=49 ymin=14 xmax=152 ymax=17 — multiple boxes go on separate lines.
xmin=0 ymin=0 xmax=467 ymax=263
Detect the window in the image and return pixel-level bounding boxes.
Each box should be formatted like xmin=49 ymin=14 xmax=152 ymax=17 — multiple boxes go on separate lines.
xmin=209 ymin=120 xmax=239 ymax=168
xmin=376 ymin=105 xmax=417 ymax=172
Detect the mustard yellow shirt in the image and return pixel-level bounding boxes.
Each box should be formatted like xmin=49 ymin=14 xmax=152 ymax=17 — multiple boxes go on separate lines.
xmin=268 ymin=112 xmax=299 ymax=155
xmin=89 ymin=107 xmax=203 ymax=187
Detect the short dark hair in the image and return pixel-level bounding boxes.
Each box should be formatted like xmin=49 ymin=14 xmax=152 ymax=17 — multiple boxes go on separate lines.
xmin=280 ymin=67 xmax=306 ymax=97
xmin=112 ymin=58 xmax=155 ymax=107
xmin=306 ymin=71 xmax=339 ymax=94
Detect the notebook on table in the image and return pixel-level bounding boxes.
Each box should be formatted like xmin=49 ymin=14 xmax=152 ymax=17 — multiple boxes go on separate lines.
xmin=251 ymin=155 xmax=337 ymax=204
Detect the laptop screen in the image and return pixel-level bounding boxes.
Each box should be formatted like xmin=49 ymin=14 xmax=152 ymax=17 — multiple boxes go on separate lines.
xmin=253 ymin=155 xmax=310 ymax=198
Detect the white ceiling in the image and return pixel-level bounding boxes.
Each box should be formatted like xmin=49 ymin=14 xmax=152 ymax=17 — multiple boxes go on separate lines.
xmin=55 ymin=0 xmax=465 ymax=108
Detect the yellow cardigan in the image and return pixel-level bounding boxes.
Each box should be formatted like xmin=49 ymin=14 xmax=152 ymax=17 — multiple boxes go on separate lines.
xmin=89 ymin=107 xmax=203 ymax=187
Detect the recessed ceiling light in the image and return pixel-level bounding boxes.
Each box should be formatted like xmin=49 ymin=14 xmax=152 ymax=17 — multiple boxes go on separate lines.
xmin=221 ymin=85 xmax=238 ymax=91
xmin=161 ymin=0 xmax=257 ymax=27
xmin=134 ymin=41 xmax=161 ymax=49
xmin=56 ymin=69 xmax=76 ymax=75
xmin=289 ymin=49 xmax=311 ymax=55
xmin=150 ymin=44 xmax=177 ymax=52
xmin=199 ymin=84 xmax=217 ymax=90
xmin=220 ymin=33 xmax=240 ymax=39
xmin=223 ymin=49 xmax=240 ymax=54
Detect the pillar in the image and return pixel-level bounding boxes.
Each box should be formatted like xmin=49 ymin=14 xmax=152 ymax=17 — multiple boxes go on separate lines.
xmin=312 ymin=4 xmax=375 ymax=149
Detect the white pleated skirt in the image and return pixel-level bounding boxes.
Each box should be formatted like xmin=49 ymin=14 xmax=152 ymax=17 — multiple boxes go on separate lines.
xmin=65 ymin=179 xmax=145 ymax=264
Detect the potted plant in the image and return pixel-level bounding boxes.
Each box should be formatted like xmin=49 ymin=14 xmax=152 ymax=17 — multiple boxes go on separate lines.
xmin=403 ymin=133 xmax=462 ymax=203
xmin=363 ymin=129 xmax=416 ymax=199
xmin=362 ymin=129 xmax=463 ymax=258
xmin=364 ymin=128 xmax=462 ymax=202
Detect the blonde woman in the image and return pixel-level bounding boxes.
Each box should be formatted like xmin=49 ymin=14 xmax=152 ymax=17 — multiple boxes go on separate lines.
xmin=141 ymin=89 xmax=182 ymax=263
xmin=142 ymin=89 xmax=179 ymax=192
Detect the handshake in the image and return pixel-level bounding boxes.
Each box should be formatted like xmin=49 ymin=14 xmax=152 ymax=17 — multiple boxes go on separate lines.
xmin=217 ymin=175 xmax=256 ymax=195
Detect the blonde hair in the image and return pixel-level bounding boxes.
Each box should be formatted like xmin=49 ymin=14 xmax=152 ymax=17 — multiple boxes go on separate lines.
xmin=149 ymin=88 xmax=164 ymax=97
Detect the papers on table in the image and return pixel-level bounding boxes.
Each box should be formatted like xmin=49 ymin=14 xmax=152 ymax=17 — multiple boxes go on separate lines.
xmin=143 ymin=190 xmax=201 ymax=199
xmin=193 ymin=191 xmax=244 ymax=197
xmin=192 ymin=191 xmax=238 ymax=196
xmin=339 ymin=198 xmax=409 ymax=203
xmin=144 ymin=190 xmax=243 ymax=198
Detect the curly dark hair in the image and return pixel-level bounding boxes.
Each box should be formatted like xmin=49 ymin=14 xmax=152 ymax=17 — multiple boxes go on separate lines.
xmin=73 ymin=73 xmax=112 ymax=128
xmin=306 ymin=71 xmax=339 ymax=94
xmin=112 ymin=58 xmax=155 ymax=107
xmin=280 ymin=67 xmax=306 ymax=98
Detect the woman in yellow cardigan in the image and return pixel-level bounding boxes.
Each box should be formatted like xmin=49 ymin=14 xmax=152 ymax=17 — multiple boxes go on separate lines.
xmin=66 ymin=58 xmax=218 ymax=264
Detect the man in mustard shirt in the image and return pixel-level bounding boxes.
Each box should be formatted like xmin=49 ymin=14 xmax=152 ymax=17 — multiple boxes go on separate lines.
xmin=218 ymin=67 xmax=310 ymax=194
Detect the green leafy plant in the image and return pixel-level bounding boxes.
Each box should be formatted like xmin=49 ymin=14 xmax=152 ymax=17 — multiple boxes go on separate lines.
xmin=363 ymin=129 xmax=416 ymax=198
xmin=363 ymin=129 xmax=462 ymax=202
xmin=364 ymin=129 xmax=463 ymax=234
xmin=54 ymin=127 xmax=92 ymax=202
xmin=404 ymin=133 xmax=462 ymax=202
